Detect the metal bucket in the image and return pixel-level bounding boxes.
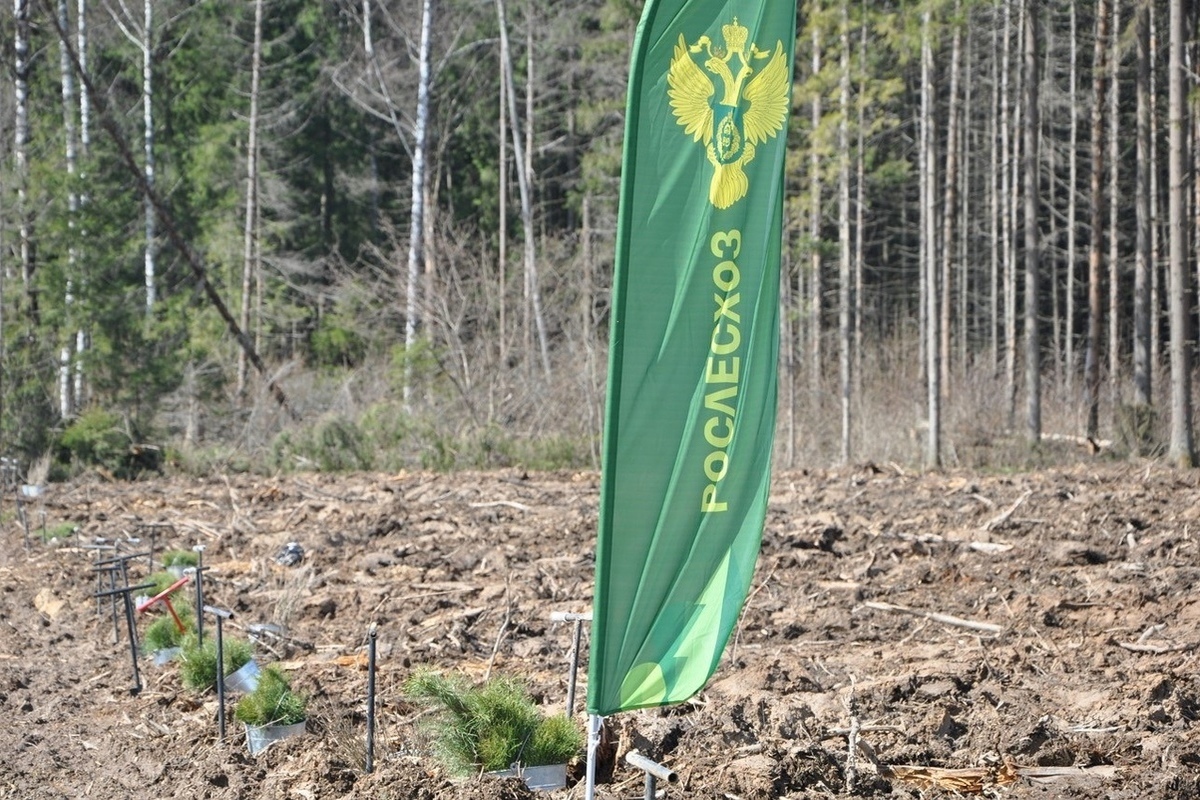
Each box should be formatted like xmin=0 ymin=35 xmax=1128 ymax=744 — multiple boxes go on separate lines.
xmin=224 ymin=659 xmax=260 ymax=693
xmin=489 ymin=763 xmax=568 ymax=792
xmin=152 ymin=647 xmax=181 ymax=666
xmin=244 ymin=720 xmax=306 ymax=755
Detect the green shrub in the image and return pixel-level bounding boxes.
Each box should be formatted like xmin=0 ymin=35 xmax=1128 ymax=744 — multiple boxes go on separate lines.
xmin=234 ymin=665 xmax=307 ymax=727
xmin=59 ymin=409 xmax=128 ymax=473
xmin=404 ymin=670 xmax=582 ymax=775
xmin=143 ymin=608 xmax=196 ymax=652
xmin=40 ymin=522 xmax=77 ymax=542
xmin=178 ymin=635 xmax=254 ymax=692
xmin=310 ymin=322 xmax=367 ymax=368
xmin=143 ymin=570 xmax=185 ymax=598
xmin=161 ymin=549 xmax=199 ymax=569
xmin=270 ymin=416 xmax=373 ymax=472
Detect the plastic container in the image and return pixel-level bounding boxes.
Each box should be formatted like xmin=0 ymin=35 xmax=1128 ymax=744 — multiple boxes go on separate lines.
xmin=244 ymin=720 xmax=306 ymax=755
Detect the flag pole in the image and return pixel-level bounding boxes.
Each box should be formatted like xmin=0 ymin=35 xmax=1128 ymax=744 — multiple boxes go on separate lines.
xmin=584 ymin=713 xmax=603 ymax=800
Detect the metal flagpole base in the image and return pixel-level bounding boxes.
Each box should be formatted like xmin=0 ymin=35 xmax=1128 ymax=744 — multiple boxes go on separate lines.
xmin=585 ymin=714 xmax=603 ymax=800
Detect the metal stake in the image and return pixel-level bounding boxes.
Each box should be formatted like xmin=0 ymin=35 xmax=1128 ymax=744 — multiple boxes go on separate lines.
xmin=94 ymin=580 xmax=155 ymax=694
xmin=92 ymin=551 xmax=149 ymax=641
xmin=17 ymin=492 xmax=30 ymax=553
xmin=205 ymin=605 xmax=234 ymax=742
xmin=193 ymin=545 xmax=207 ymax=643
xmin=550 ymin=611 xmax=591 ymax=717
xmin=366 ymin=623 xmax=377 ymax=773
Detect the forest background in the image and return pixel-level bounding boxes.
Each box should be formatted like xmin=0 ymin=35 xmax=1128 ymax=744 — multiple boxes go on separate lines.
xmin=1 ymin=0 xmax=1198 ymax=480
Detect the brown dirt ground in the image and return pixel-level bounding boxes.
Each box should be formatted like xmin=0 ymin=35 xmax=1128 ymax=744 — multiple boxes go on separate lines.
xmin=1 ymin=463 xmax=1198 ymax=799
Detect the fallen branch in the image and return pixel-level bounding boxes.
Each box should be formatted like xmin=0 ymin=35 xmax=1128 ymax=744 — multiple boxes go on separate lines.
xmin=468 ymin=500 xmax=532 ymax=512
xmin=863 ymin=600 xmax=1003 ymax=635
xmin=883 ymin=758 xmax=1119 ymax=793
xmin=981 ymin=490 xmax=1032 ymax=531
xmin=1114 ymin=640 xmax=1195 ymax=654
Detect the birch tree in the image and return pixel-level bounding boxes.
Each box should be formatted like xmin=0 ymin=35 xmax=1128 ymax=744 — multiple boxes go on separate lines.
xmin=236 ymin=0 xmax=265 ymax=399
xmin=921 ymin=6 xmax=939 ymax=468
xmin=403 ymin=0 xmax=434 ymax=404
xmin=1107 ymin=0 xmax=1120 ymax=408
xmin=809 ymin=17 xmax=823 ymax=395
xmin=1085 ymin=0 xmax=1108 ymax=440
xmin=58 ymin=0 xmax=80 ymax=418
xmin=837 ymin=0 xmax=851 ymax=463
xmin=1065 ymin=0 xmax=1078 ymax=391
xmin=1166 ymin=0 xmax=1193 ymax=466
xmin=1022 ymin=0 xmax=1039 ymax=441
xmin=107 ymin=0 xmax=158 ymax=313
xmin=1133 ymin=0 xmax=1151 ymax=410
xmin=15 ymin=0 xmax=36 ymax=327
xmin=940 ymin=7 xmax=963 ymax=407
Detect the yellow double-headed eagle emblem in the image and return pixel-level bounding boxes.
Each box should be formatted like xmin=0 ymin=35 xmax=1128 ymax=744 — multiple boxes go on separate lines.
xmin=668 ymin=19 xmax=789 ymax=209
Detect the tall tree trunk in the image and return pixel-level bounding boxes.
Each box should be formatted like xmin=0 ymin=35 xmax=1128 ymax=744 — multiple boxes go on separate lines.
xmin=809 ymin=22 xmax=823 ymax=395
xmin=1149 ymin=7 xmax=1161 ymax=373
xmin=1023 ymin=0 xmax=1040 ymax=441
xmin=853 ymin=12 xmax=867 ymax=403
xmin=1133 ymin=0 xmax=1152 ymax=407
xmin=989 ymin=10 xmax=1001 ymax=374
xmin=403 ymin=0 xmax=434 ymax=405
xmin=940 ymin=9 xmax=962 ymax=407
xmin=142 ymin=0 xmax=156 ymax=313
xmin=1107 ymin=0 xmax=1121 ymax=409
xmin=74 ymin=0 xmax=89 ymax=408
xmin=58 ymin=0 xmax=79 ymax=419
xmin=921 ymin=7 xmax=940 ymax=468
xmin=1001 ymin=0 xmax=1016 ymax=425
xmin=1167 ymin=0 xmax=1194 ymax=466
xmin=837 ymin=1 xmax=852 ymax=464
xmin=959 ymin=23 xmax=972 ymax=376
xmin=237 ymin=0 xmax=264 ymax=400
xmin=1085 ymin=0 xmax=1109 ymax=440
xmin=1006 ymin=2 xmax=1025 ymax=429
xmin=15 ymin=0 xmax=37 ymax=328
xmin=496 ymin=0 xmax=549 ymax=375
xmin=497 ymin=31 xmax=508 ymax=371
xmin=1066 ymin=0 xmax=1078 ymax=392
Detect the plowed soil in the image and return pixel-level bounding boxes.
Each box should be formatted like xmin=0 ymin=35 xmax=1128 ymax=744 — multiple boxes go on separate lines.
xmin=1 ymin=464 xmax=1198 ymax=799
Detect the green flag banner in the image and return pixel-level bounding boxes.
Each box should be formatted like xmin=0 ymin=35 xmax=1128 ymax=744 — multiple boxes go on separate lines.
xmin=588 ymin=1 xmax=796 ymax=717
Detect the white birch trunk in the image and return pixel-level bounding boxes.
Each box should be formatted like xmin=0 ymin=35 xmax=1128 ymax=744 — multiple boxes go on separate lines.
xmin=75 ymin=0 xmax=89 ymax=407
xmin=1023 ymin=0 xmax=1040 ymax=440
xmin=809 ymin=22 xmax=823 ymax=394
xmin=1167 ymin=0 xmax=1194 ymax=465
xmin=142 ymin=0 xmax=156 ymax=313
xmin=237 ymin=0 xmax=264 ymax=399
xmin=921 ymin=8 xmax=939 ymax=468
xmin=1107 ymin=0 xmax=1121 ymax=408
xmin=940 ymin=11 xmax=962 ymax=407
xmin=1085 ymin=0 xmax=1108 ymax=439
xmin=1133 ymin=0 xmax=1152 ymax=406
xmin=1065 ymin=0 xmax=1077 ymax=391
xmin=403 ymin=0 xmax=434 ymax=405
xmin=15 ymin=0 xmax=36 ymax=324
xmin=59 ymin=0 xmax=79 ymax=419
xmin=837 ymin=2 xmax=851 ymax=464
